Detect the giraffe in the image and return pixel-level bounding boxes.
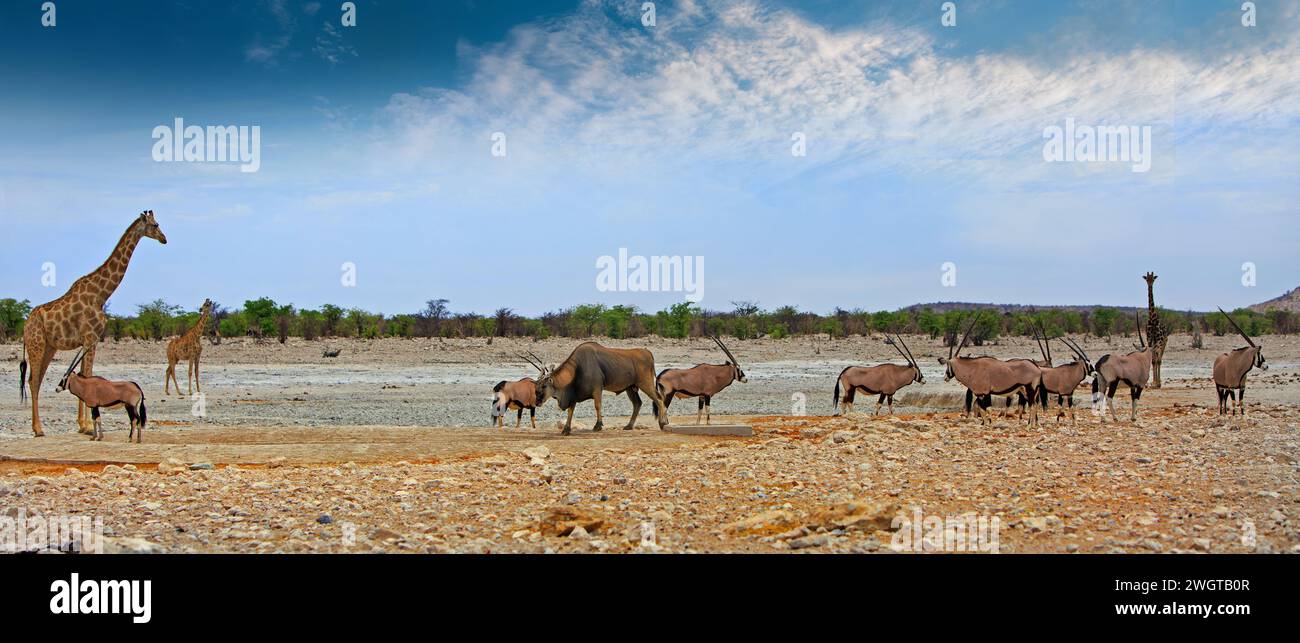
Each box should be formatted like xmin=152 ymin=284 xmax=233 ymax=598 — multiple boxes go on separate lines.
xmin=19 ymin=211 xmax=167 ymax=437
xmin=1143 ymin=272 xmax=1170 ymax=389
xmin=165 ymin=298 xmax=213 ymax=396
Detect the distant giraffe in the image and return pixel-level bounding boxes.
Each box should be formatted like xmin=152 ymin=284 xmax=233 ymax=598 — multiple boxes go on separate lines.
xmin=165 ymin=298 xmax=213 ymax=396
xmin=19 ymin=211 xmax=167 ymax=436
xmin=1143 ymin=272 xmax=1170 ymax=388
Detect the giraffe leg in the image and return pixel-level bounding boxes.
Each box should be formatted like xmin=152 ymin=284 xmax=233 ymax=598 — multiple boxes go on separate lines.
xmin=193 ymin=357 xmax=201 ymax=393
xmin=186 ymin=359 xmax=194 ymax=396
xmin=28 ymin=343 xmax=55 ymax=437
xmin=76 ymin=341 xmax=98 ymax=434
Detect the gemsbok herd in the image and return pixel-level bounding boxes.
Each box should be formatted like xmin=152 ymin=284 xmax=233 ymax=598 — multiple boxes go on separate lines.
xmin=12 ymin=213 xmax=1275 ymax=439
xmin=487 ymin=306 xmax=1267 ymax=434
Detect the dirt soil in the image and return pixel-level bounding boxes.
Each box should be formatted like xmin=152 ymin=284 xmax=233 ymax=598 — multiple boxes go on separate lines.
xmin=0 ymin=334 xmax=1296 ymax=553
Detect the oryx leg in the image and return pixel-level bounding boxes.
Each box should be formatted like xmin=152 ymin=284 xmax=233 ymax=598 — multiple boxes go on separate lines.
xmin=515 ymin=407 xmax=523 ymax=428
xmin=625 ymin=388 xmax=642 ymax=430
xmin=704 ymin=395 xmax=712 ymax=425
xmin=1107 ymin=381 xmax=1120 ymax=423
xmin=875 ymin=392 xmax=885 ymax=416
xmin=125 ymin=403 xmax=138 ymax=442
xmin=1129 ymin=386 xmax=1142 ymax=423
xmin=1238 ymin=388 xmax=1246 ymax=417
xmin=90 ymin=406 xmax=101 ymax=441
xmin=696 ymin=396 xmax=704 ymax=425
xmin=887 ymin=394 xmax=894 ymax=416
xmin=963 ymin=389 xmax=973 ymax=418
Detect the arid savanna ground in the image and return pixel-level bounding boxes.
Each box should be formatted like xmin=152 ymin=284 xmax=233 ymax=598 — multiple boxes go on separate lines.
xmin=1 ymin=334 xmax=1296 ymax=553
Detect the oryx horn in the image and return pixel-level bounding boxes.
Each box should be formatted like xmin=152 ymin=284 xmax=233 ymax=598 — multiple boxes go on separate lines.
xmin=1218 ymin=307 xmax=1256 ymax=348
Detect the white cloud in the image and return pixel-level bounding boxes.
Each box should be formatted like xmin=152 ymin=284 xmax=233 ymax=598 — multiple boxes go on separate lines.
xmin=362 ymin=0 xmax=1299 ymax=190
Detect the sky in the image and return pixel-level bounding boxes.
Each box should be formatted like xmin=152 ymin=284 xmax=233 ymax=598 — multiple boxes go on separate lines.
xmin=1 ymin=0 xmax=1297 ymax=317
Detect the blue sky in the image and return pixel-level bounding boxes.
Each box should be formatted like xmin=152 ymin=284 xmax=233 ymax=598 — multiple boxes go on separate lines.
xmin=1 ymin=0 xmax=1297 ymax=317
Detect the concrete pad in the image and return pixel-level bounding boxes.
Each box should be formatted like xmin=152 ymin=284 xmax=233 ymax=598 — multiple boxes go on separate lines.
xmin=662 ymin=423 xmax=753 ymax=437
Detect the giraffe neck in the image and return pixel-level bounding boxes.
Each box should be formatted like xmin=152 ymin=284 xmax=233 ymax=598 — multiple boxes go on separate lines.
xmin=79 ymin=222 xmax=145 ymax=307
xmin=192 ymin=310 xmax=211 ymax=338
xmin=1147 ymin=286 xmax=1156 ymax=313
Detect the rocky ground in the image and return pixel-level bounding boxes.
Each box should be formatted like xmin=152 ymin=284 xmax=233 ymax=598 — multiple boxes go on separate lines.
xmin=0 ymin=334 xmax=1296 ymax=554
xmin=2 ymin=404 xmax=1297 ymax=554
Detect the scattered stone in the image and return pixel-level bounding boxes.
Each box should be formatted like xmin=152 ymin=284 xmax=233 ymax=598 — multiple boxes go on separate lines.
xmin=101 ymin=536 xmax=163 ymax=554
xmin=157 ymin=458 xmax=187 ymax=475
xmin=788 ymin=534 xmax=829 ymax=549
xmin=538 ymin=507 xmax=604 ymax=537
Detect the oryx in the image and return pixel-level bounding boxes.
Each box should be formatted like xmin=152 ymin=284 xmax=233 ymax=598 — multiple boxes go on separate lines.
xmin=1091 ymin=311 xmax=1154 ymax=423
xmin=833 ymin=334 xmax=924 ymax=416
xmin=54 ymin=348 xmax=147 ymax=442
xmin=938 ymin=315 xmax=1043 ymax=426
xmin=490 ymin=353 xmax=543 ymax=429
xmin=1036 ymin=334 xmax=1095 ymax=425
xmin=1212 ymin=308 xmax=1267 ymax=417
xmin=655 ymin=335 xmax=748 ymax=425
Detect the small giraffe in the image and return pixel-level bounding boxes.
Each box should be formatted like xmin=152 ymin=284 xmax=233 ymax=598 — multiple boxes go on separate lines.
xmin=19 ymin=211 xmax=167 ymax=437
xmin=1143 ymin=272 xmax=1170 ymax=388
xmin=165 ymin=299 xmax=213 ymax=396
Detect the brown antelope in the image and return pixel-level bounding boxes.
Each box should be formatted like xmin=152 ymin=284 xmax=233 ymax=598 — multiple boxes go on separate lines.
xmin=833 ymin=334 xmax=924 ymax=416
xmin=534 ymin=342 xmax=667 ymax=435
xmin=997 ymin=324 xmax=1055 ymax=420
xmin=1212 ymin=308 xmax=1267 ymax=417
xmin=490 ymin=353 xmax=544 ymax=428
xmin=54 ymin=349 xmax=147 ymax=442
xmin=655 ymin=335 xmax=748 ymax=425
xmin=1091 ymin=312 xmax=1153 ymax=423
xmin=1036 ymin=334 xmax=1095 ymax=425
xmin=939 ymin=315 xmax=1043 ymax=426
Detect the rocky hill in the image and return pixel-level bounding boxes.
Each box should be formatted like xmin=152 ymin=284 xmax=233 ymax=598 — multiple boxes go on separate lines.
xmin=1249 ymin=287 xmax=1300 ymax=313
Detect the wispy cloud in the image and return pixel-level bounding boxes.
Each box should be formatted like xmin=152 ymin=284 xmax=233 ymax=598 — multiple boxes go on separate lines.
xmin=363 ymin=0 xmax=1298 ymax=190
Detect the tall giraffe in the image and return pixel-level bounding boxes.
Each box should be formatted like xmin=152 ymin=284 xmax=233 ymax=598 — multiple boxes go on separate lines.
xmin=19 ymin=211 xmax=167 ymax=436
xmin=165 ymin=298 xmax=213 ymax=395
xmin=1143 ymin=272 xmax=1170 ymax=388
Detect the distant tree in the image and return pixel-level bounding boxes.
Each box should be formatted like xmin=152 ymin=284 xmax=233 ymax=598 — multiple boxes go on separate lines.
xmin=136 ymin=299 xmax=181 ymax=340
xmin=418 ymin=299 xmax=449 ymax=338
xmin=275 ymin=304 xmax=295 ymax=344
xmin=0 ymin=298 xmax=32 ymax=341
xmin=243 ymin=298 xmax=279 ymax=336
xmin=320 ymin=304 xmax=344 ymax=337
xmin=1091 ymin=308 xmax=1117 ymax=338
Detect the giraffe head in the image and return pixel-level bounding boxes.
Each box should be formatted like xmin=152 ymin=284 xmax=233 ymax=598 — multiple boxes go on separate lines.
xmin=138 ymin=210 xmax=168 ymax=244
xmin=200 ymin=298 xmax=213 ymax=315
